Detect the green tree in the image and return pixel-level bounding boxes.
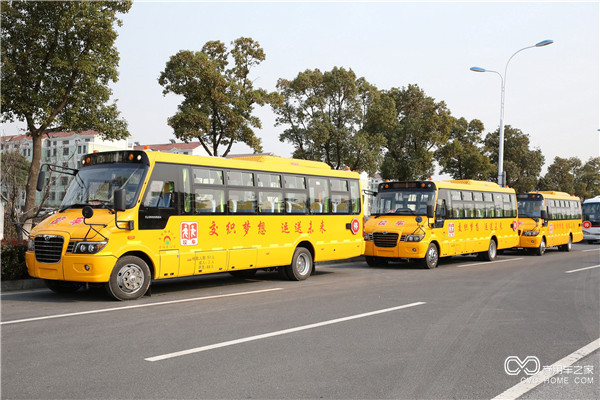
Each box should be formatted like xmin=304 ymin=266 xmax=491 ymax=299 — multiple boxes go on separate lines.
xmin=380 ymin=84 xmax=453 ymax=181
xmin=574 ymin=157 xmax=600 ymax=199
xmin=0 ymin=151 xmax=30 ymax=239
xmin=272 ymin=67 xmax=391 ymax=175
xmin=483 ymin=125 xmax=544 ymax=192
xmin=538 ymin=156 xmax=582 ymax=194
xmin=435 ymin=117 xmax=495 ymax=180
xmin=158 ymin=37 xmax=267 ymax=157
xmin=1 ymin=1 xmax=131 ymax=229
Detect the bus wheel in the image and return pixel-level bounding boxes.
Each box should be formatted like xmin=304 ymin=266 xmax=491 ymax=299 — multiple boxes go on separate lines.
xmin=285 ymin=247 xmax=313 ymax=281
xmin=366 ymin=256 xmax=387 ymax=268
xmin=559 ymin=236 xmax=572 ymax=252
xmin=536 ymin=238 xmax=546 ymax=256
xmin=481 ymin=239 xmax=497 ymax=261
xmin=106 ymin=256 xmax=151 ymax=301
xmin=44 ymin=279 xmax=82 ymax=293
xmin=421 ymin=243 xmax=439 ymax=269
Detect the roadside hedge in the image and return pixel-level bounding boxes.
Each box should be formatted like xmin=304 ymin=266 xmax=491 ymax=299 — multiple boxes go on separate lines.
xmin=1 ymin=240 xmax=30 ymax=280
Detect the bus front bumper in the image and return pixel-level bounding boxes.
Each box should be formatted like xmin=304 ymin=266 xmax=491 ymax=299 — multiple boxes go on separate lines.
xmin=518 ymin=235 xmax=543 ymax=249
xmin=26 ymin=252 xmax=116 ymax=283
xmin=364 ymin=241 xmax=429 ymax=259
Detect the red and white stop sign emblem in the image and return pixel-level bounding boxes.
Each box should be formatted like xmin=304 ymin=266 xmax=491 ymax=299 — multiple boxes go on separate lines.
xmin=512 ymin=220 xmax=518 ymax=231
xmin=350 ymin=218 xmax=361 ymax=235
xmin=583 ymin=220 xmax=592 ymax=229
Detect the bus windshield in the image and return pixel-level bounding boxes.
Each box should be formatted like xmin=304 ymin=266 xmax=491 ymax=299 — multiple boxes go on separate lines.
xmin=583 ymin=202 xmax=600 ymax=223
xmin=373 ymin=189 xmax=435 ymax=216
xmin=517 ymin=198 xmax=544 ymax=218
xmin=61 ymin=163 xmax=148 ymax=210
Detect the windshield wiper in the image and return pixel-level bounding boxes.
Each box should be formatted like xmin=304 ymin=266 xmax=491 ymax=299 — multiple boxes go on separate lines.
xmin=59 ymin=203 xmax=88 ymax=212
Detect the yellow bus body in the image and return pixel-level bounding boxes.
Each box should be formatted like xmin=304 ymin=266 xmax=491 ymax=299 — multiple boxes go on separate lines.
xmin=26 ymin=151 xmax=364 ymax=299
xmin=517 ymin=191 xmax=583 ymax=254
xmin=364 ymin=180 xmax=520 ymax=268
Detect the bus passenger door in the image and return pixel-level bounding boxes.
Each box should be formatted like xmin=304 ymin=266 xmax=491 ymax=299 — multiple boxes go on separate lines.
xmin=435 ymin=190 xmax=450 ymax=256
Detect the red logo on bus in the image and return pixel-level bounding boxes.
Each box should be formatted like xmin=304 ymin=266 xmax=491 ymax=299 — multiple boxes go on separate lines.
xmin=512 ymin=220 xmax=518 ymax=231
xmin=350 ymin=218 xmax=360 ymax=235
xmin=181 ymin=222 xmax=198 ymax=246
xmin=583 ymin=220 xmax=592 ymax=229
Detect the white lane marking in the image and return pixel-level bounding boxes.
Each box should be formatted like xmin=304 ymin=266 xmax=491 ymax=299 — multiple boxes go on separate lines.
xmin=0 ymin=288 xmax=283 ymax=326
xmin=456 ymin=258 xmax=524 ymax=268
xmin=565 ymin=264 xmax=600 ymax=274
xmin=582 ymin=248 xmax=600 ymax=252
xmin=146 ymin=301 xmax=426 ymax=362
xmin=492 ymin=337 xmax=600 ymax=400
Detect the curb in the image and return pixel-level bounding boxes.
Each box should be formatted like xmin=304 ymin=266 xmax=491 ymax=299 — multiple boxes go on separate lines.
xmin=1 ymin=278 xmax=46 ymax=292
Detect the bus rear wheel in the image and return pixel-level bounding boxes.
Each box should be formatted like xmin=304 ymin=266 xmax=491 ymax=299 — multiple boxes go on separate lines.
xmin=480 ymin=239 xmax=497 ymax=261
xmin=559 ymin=236 xmax=572 ymax=252
xmin=421 ymin=243 xmax=439 ymax=269
xmin=284 ymin=247 xmax=313 ymax=281
xmin=366 ymin=256 xmax=387 ymax=268
xmin=106 ymin=256 xmax=151 ymax=301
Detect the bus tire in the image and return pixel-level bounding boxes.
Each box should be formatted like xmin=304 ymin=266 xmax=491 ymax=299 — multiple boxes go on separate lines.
xmin=106 ymin=256 xmax=151 ymax=301
xmin=421 ymin=243 xmax=439 ymax=269
xmin=481 ymin=239 xmax=497 ymax=261
xmin=284 ymin=247 xmax=313 ymax=281
xmin=366 ymin=256 xmax=386 ymax=268
xmin=559 ymin=236 xmax=572 ymax=252
xmin=536 ymin=238 xmax=546 ymax=256
xmin=44 ymin=279 xmax=82 ymax=294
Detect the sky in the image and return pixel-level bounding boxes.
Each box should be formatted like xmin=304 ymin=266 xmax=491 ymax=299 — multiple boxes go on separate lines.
xmin=4 ymin=1 xmax=600 ymax=177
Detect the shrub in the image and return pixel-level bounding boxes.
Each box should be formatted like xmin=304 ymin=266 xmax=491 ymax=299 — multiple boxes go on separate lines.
xmin=1 ymin=240 xmax=30 ymax=280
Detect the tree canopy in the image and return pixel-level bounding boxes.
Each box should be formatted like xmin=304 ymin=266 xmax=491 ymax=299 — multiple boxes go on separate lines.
xmin=539 ymin=156 xmax=600 ymax=199
xmin=380 ymin=84 xmax=453 ymax=181
xmin=158 ymin=37 xmax=268 ymax=157
xmin=271 ymin=67 xmax=391 ymax=175
xmin=435 ymin=117 xmax=495 ymax=180
xmin=483 ymin=125 xmax=544 ymax=193
xmin=1 ymin=0 xmax=131 ymax=222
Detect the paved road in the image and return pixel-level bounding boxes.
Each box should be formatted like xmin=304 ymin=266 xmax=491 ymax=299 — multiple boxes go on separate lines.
xmin=2 ymin=243 xmax=599 ymax=399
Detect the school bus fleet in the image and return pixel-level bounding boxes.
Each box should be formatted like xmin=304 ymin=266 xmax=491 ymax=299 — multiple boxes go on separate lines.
xmin=26 ymin=149 xmax=585 ymax=300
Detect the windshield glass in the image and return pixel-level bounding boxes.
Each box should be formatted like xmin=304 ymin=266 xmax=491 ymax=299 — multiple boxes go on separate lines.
xmin=583 ymin=203 xmax=600 ymax=223
xmin=373 ymin=189 xmax=435 ymax=215
xmin=61 ymin=163 xmax=147 ymax=209
xmin=517 ymin=198 xmax=544 ymax=218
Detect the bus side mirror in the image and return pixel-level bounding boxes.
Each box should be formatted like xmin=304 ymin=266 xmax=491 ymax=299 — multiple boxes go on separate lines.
xmin=540 ymin=210 xmax=547 ymax=220
xmin=427 ymin=204 xmax=434 ymax=218
xmin=114 ymin=189 xmax=126 ymax=212
xmin=36 ymin=171 xmax=45 ymax=192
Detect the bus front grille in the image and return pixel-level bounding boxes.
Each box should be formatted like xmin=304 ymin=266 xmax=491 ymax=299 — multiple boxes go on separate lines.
xmin=34 ymin=235 xmax=64 ymax=264
xmin=373 ymin=232 xmax=399 ymax=248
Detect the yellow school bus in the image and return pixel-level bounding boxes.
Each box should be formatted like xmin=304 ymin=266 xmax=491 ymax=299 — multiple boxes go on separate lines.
xmin=26 ymin=150 xmax=364 ymax=300
xmin=517 ymin=191 xmax=583 ymax=255
xmin=363 ymin=180 xmax=519 ymax=268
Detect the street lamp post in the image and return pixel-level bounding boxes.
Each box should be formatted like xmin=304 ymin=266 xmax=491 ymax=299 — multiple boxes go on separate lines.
xmin=470 ymin=39 xmax=553 ymax=187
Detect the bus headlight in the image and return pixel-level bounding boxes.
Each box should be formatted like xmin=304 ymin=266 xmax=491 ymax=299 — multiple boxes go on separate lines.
xmin=27 ymin=238 xmax=35 ymax=251
xmin=73 ymin=241 xmax=107 ymax=254
xmin=405 ymin=234 xmax=425 ymax=242
xmin=523 ymin=230 xmax=540 ymax=237
xmin=364 ymin=233 xmax=373 ymax=241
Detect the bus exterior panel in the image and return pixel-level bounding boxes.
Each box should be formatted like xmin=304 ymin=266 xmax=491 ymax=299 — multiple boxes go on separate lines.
xmin=363 ymin=180 xmax=519 ymax=268
xmin=582 ymin=195 xmax=600 ymax=243
xmin=26 ymin=151 xmax=364 ymax=300
xmin=517 ymin=191 xmax=583 ymax=255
